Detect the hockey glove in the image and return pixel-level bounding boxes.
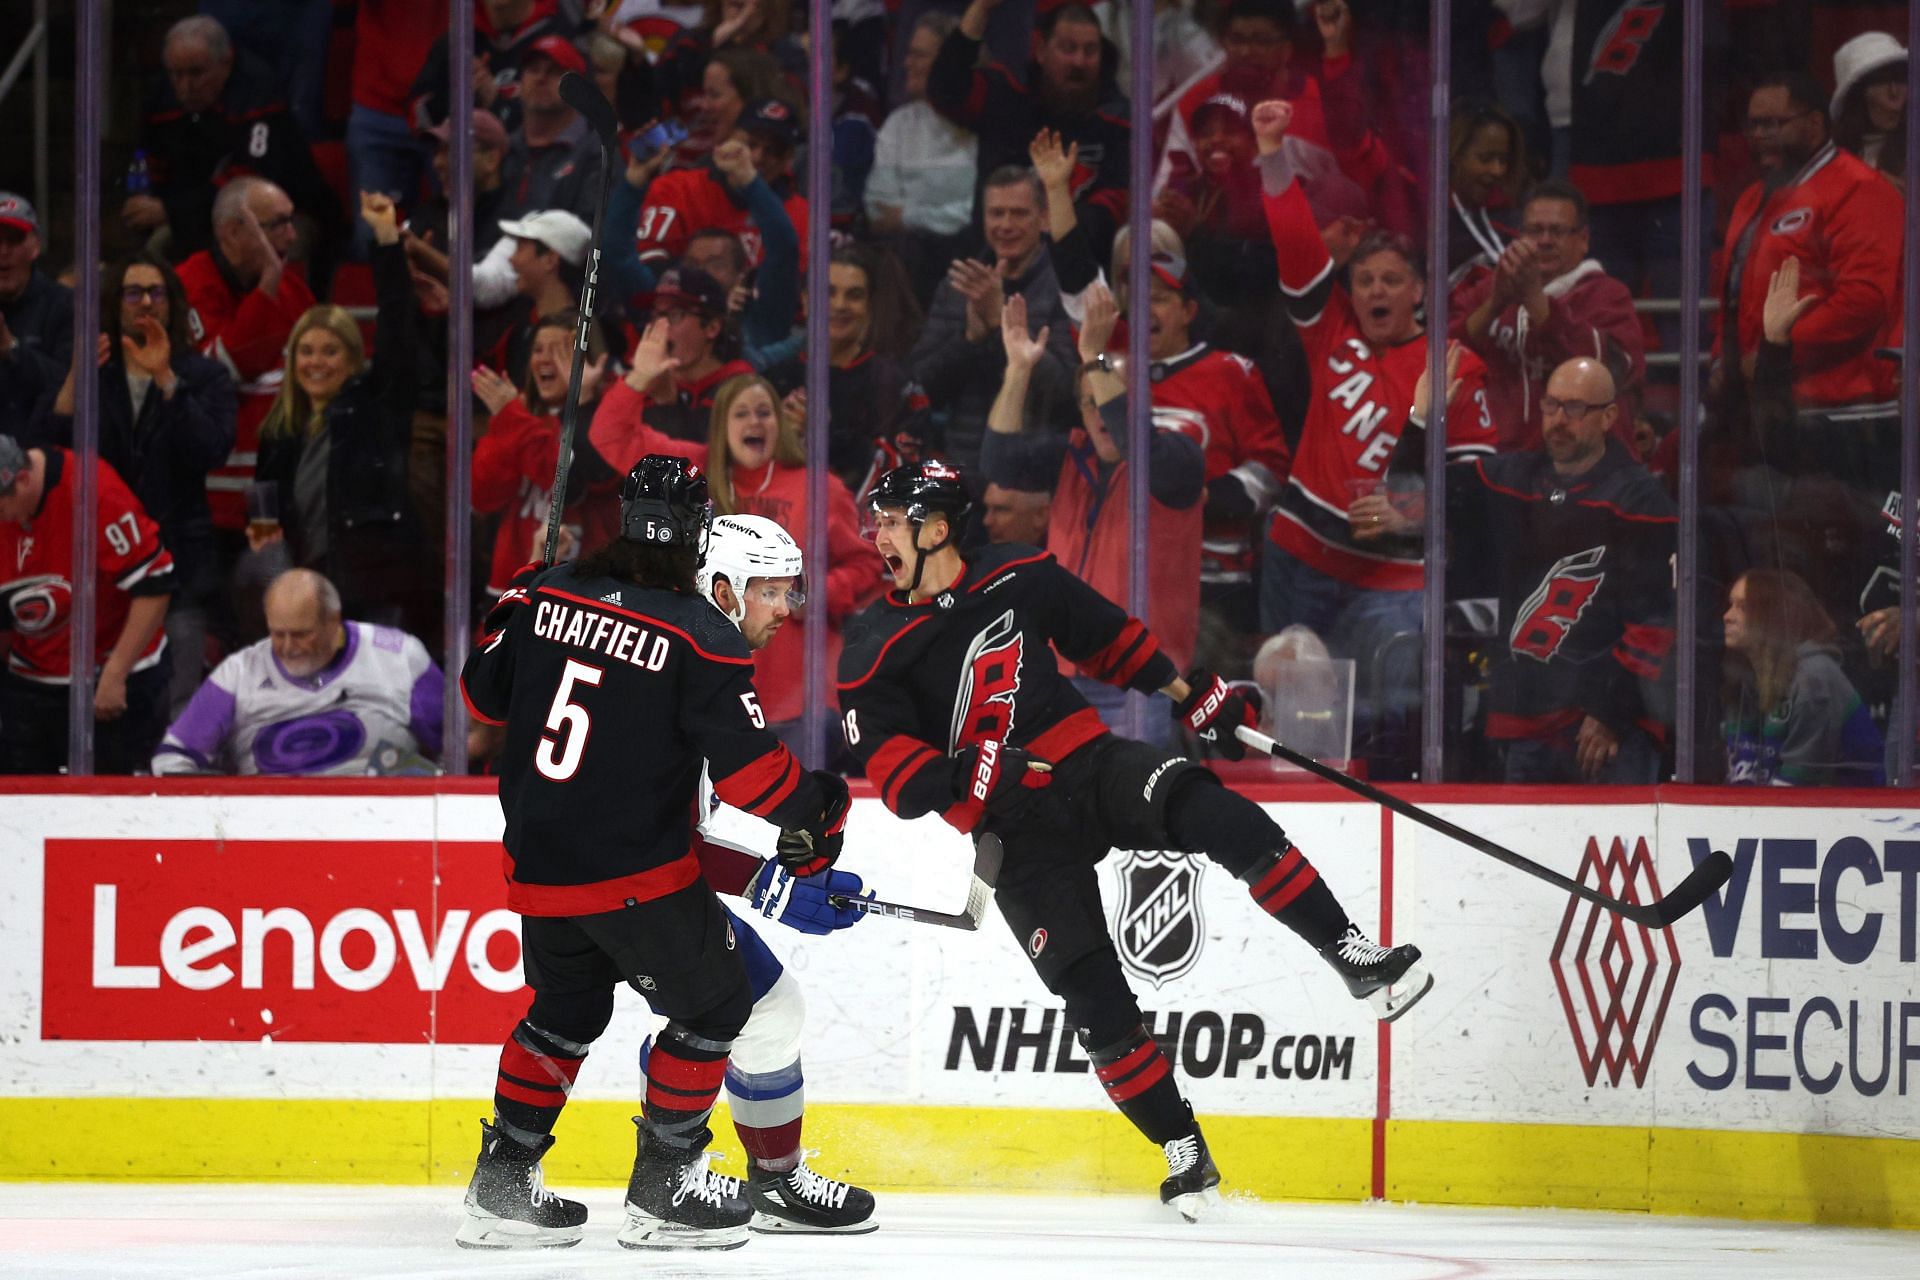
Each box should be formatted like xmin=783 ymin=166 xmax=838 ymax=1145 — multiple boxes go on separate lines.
xmin=1174 ymin=667 xmax=1260 ymax=760
xmin=776 ymin=771 xmax=851 ymax=877
xmin=479 ymin=561 xmax=542 ymax=637
xmin=746 ymin=861 xmax=871 ymax=935
xmin=950 ymin=740 xmax=1054 ymax=820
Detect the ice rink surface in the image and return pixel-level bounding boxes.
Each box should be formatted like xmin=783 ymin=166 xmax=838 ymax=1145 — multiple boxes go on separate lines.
xmin=2 ymin=1183 xmax=1915 ymax=1279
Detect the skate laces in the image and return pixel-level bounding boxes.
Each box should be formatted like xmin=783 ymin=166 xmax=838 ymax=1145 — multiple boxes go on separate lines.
xmin=1335 ymin=924 xmax=1394 ymax=967
xmin=787 ymin=1162 xmax=852 ymax=1209
xmin=525 ymin=1162 xmax=562 ymax=1208
xmin=1163 ymin=1133 xmax=1201 ymax=1176
xmin=670 ymin=1150 xmax=743 ymax=1210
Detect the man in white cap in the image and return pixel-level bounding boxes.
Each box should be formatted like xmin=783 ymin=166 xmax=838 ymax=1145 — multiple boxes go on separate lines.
xmin=473 ymin=209 xmax=591 ymax=382
xmin=0 ymin=193 xmax=73 ymax=432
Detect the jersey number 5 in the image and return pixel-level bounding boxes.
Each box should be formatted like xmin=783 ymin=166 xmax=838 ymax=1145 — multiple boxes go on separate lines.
xmin=536 ymin=659 xmax=604 ymax=781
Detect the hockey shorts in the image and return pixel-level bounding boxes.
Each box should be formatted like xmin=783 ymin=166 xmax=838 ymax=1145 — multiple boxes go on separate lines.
xmin=990 ymin=734 xmax=1210 ymax=992
xmin=521 ymin=882 xmax=751 ymax=1025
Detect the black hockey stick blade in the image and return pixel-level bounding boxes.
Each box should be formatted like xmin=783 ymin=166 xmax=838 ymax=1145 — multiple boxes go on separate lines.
xmin=1234 ymin=726 xmax=1727 ymax=928
xmin=830 ymin=833 xmax=1003 ymax=931
xmin=539 ymin=74 xmax=621 ymax=566
xmin=1647 ymin=848 xmax=1734 ymax=926
xmin=557 ymin=71 xmax=619 ymax=148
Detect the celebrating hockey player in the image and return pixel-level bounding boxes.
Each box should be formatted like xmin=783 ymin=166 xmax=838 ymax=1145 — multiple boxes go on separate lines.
xmin=838 ymin=459 xmax=1434 ymax=1221
xmin=456 ymin=456 xmax=851 ymax=1252
xmin=652 ymin=510 xmax=878 ymax=1234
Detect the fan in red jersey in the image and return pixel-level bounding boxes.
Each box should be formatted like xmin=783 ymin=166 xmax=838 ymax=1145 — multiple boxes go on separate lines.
xmin=0 ymin=436 xmax=175 ymax=774
xmin=1250 ymin=98 xmax=1497 ymax=774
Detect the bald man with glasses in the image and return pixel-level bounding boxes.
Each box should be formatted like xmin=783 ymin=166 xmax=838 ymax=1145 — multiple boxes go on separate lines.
xmin=1354 ymin=355 xmax=1677 ymax=784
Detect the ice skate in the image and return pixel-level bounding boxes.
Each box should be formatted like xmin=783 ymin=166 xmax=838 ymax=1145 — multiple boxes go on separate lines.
xmin=618 ymin=1124 xmax=751 ymax=1251
xmin=1321 ymin=923 xmax=1433 ymax=1022
xmin=1159 ymin=1123 xmax=1222 ymax=1223
xmin=747 ymin=1159 xmax=878 ymax=1234
xmin=453 ymin=1121 xmax=586 ymax=1250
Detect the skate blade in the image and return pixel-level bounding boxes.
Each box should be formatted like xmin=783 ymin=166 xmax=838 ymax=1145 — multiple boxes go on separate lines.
xmin=1365 ymin=961 xmax=1434 ymax=1023
xmin=616 ymin=1212 xmax=749 ymax=1251
xmin=453 ymin=1211 xmax=584 ymax=1250
xmin=750 ymin=1209 xmax=879 ymax=1235
xmin=1167 ymin=1186 xmax=1222 ymax=1223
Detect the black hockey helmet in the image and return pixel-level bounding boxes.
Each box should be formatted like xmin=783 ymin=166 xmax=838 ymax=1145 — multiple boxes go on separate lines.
xmin=868 ymin=458 xmax=972 ymax=531
xmin=620 ymin=454 xmax=711 ymax=551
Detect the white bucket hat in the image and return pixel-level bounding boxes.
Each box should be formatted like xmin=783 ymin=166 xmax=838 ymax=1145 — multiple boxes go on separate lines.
xmin=1830 ymin=31 xmax=1908 ymax=119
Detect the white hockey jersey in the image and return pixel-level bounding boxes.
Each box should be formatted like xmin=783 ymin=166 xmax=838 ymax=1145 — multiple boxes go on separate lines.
xmin=153 ymin=622 xmax=445 ymax=775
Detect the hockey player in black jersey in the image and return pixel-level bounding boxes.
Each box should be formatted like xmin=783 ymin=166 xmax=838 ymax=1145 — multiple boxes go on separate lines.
xmin=838 ymin=459 xmax=1433 ymax=1221
xmin=1353 ymin=352 xmax=1678 ymax=783
xmin=457 ymin=456 xmax=851 ymax=1252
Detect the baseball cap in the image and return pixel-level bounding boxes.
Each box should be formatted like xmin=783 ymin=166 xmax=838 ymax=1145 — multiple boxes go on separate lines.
xmin=497 ymin=209 xmax=592 ymax=266
xmin=0 ymin=434 xmax=27 ymax=490
xmin=525 ymin=34 xmax=588 ymax=78
xmin=0 ymin=192 xmax=38 ymax=236
xmin=650 ymin=266 xmax=728 ymax=317
xmin=737 ymin=98 xmax=800 ymax=148
xmin=427 ymin=109 xmax=509 ymax=153
xmin=1148 ymin=251 xmax=1192 ymax=295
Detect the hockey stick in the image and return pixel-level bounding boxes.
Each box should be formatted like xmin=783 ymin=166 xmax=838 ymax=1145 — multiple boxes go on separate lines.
xmin=539 ymin=72 xmax=622 ymax=567
xmin=829 ymin=833 xmax=1005 ymax=931
xmin=1233 ymin=726 xmax=1733 ymax=928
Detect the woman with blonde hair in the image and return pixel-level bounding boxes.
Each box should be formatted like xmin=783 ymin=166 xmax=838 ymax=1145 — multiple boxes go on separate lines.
xmin=1721 ymin=568 xmax=1884 ymax=786
xmin=253 ymin=193 xmax=424 ymax=631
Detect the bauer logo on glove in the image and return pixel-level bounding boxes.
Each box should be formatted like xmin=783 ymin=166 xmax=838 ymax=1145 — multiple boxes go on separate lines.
xmin=1173 ymin=668 xmax=1260 ymax=760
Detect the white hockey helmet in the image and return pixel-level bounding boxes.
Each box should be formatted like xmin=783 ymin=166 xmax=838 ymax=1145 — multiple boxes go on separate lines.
xmin=697 ymin=513 xmax=806 ymax=625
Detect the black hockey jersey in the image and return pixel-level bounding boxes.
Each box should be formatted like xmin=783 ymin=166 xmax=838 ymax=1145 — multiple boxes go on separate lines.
xmin=1441 ymin=438 xmax=1678 ymax=740
xmin=837 ymin=544 xmax=1179 ymax=834
xmin=461 ymin=562 xmax=835 ymax=916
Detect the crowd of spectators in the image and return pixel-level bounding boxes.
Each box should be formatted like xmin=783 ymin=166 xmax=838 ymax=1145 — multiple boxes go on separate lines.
xmin=0 ymin=0 xmax=1911 ymax=788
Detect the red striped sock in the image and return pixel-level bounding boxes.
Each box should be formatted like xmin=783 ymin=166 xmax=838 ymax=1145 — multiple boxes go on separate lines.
xmin=1244 ymin=844 xmax=1346 ymax=950
xmin=1087 ymin=1026 xmax=1189 ymax=1144
xmin=493 ymin=1022 xmax=586 ymax=1140
xmin=644 ymin=1037 xmax=731 ymax=1150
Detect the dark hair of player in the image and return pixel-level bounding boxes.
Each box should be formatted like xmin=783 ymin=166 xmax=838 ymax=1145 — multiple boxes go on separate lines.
xmin=576 ymin=540 xmax=701 ymax=593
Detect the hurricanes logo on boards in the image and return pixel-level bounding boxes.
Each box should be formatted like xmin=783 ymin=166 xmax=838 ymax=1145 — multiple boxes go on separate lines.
xmin=1547 ymin=835 xmax=1681 ymax=1087
xmin=1113 ymin=851 xmax=1205 ymax=989
xmin=949 ymin=608 xmax=1023 ymax=751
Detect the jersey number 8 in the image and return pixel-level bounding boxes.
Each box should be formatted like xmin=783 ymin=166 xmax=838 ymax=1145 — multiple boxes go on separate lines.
xmin=536 ymin=659 xmax=604 ymax=781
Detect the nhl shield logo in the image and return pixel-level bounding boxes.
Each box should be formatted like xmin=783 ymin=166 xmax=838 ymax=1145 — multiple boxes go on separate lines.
xmin=1113 ymin=851 xmax=1204 ymax=989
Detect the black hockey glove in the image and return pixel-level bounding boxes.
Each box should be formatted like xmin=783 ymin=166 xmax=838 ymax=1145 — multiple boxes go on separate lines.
xmin=1174 ymin=667 xmax=1260 ymax=760
xmin=479 ymin=561 xmax=541 ymax=637
xmin=776 ymin=770 xmax=851 ymax=877
xmin=950 ymin=740 xmax=1054 ymax=820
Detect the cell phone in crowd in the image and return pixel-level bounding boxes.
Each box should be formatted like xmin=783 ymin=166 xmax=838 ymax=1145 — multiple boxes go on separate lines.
xmin=245 ymin=481 xmax=280 ymax=543
xmin=628 ymin=119 xmax=689 ymax=164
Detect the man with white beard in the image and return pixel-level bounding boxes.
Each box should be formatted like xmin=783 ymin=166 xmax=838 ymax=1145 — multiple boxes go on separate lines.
xmin=152 ymin=568 xmax=443 ymax=775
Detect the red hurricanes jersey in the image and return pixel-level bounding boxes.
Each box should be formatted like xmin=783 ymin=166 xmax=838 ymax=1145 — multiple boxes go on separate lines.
xmin=1149 ymin=344 xmax=1291 ymax=584
xmin=635 ymin=167 xmax=810 ymax=272
xmin=0 ymin=450 xmax=175 ymax=683
xmin=1261 ymin=171 xmax=1495 ymax=591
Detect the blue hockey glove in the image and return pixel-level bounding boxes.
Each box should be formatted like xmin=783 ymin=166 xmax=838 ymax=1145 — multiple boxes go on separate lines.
xmin=746 ymin=862 xmax=870 ymax=936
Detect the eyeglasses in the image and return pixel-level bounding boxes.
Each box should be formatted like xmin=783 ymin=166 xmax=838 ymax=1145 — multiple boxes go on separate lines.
xmin=1539 ymin=396 xmax=1613 ymax=419
xmin=119 ymin=284 xmax=168 ymax=304
xmin=256 ymin=213 xmax=296 ymax=233
xmin=1743 ymin=111 xmax=1811 ymax=135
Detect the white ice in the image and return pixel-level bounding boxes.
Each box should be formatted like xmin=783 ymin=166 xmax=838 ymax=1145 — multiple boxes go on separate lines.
xmin=1 ymin=1183 xmax=1914 ymax=1279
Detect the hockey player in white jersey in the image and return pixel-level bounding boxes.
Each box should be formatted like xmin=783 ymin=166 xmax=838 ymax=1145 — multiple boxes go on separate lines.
xmin=152 ymin=570 xmax=443 ymax=774
xmin=647 ymin=513 xmax=879 ymax=1235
